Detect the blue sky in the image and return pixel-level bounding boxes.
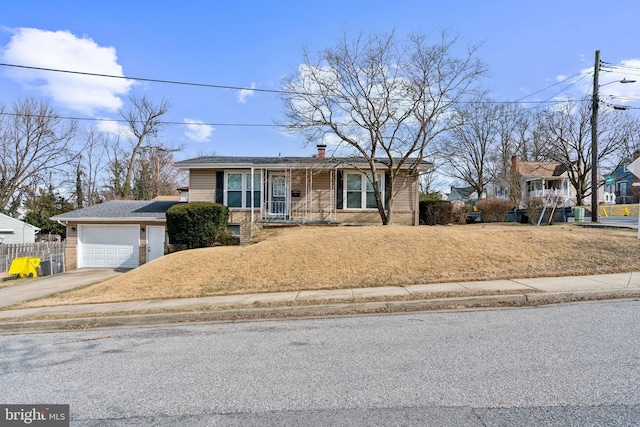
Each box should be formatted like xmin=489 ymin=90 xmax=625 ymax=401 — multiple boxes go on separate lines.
xmin=2 ymin=0 xmax=640 ymax=162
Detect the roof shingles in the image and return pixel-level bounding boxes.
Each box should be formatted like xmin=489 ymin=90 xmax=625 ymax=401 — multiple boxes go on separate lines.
xmin=51 ymin=200 xmax=181 ymax=221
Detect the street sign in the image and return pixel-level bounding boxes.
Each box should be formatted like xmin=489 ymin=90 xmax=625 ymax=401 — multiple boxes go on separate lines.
xmin=605 ymin=175 xmax=615 ymax=186
xmin=627 ymin=157 xmax=640 ymax=178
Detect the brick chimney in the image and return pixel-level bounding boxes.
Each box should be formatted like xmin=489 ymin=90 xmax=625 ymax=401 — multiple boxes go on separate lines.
xmin=317 ymin=144 xmax=327 ymax=159
xmin=511 ymin=154 xmax=520 ymax=175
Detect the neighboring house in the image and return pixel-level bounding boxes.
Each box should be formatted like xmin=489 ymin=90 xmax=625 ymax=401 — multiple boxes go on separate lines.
xmin=0 ymin=213 xmax=40 ymax=244
xmin=611 ymin=155 xmax=638 ymax=204
xmin=174 ymin=145 xmax=430 ymax=243
xmin=511 ymin=155 xmax=600 ymax=206
xmin=446 ymin=187 xmax=478 ymax=204
xmin=512 ymin=155 xmax=570 ymax=202
xmin=482 ymin=182 xmax=509 ymax=200
xmin=51 ymin=200 xmax=180 ymax=270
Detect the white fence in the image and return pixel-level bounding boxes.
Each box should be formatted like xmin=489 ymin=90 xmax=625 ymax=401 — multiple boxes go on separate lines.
xmin=1 ymin=242 xmax=65 ymax=275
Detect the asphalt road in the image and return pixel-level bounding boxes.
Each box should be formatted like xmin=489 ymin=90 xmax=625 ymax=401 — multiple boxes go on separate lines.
xmin=1 ymin=301 xmax=639 ymax=426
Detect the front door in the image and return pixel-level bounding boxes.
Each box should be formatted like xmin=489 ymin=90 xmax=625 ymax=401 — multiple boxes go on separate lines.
xmin=269 ymin=174 xmax=288 ymax=218
xmin=146 ymin=226 xmax=165 ymax=262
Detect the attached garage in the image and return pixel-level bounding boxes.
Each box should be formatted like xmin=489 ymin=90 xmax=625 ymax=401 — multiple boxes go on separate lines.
xmin=78 ymin=225 xmax=140 ymax=268
xmin=51 ymin=200 xmax=181 ymax=271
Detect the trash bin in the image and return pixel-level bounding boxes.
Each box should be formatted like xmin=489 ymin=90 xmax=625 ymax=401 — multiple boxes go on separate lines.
xmin=41 ymin=260 xmax=52 ymax=276
xmin=574 ymin=207 xmax=585 ymax=223
xmin=9 ymin=257 xmax=41 ymax=278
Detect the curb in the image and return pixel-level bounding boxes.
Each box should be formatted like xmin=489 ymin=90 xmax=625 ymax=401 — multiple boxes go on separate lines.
xmin=1 ymin=289 xmax=639 ymax=334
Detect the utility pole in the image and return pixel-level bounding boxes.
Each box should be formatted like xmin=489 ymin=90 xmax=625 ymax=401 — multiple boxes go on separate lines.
xmin=591 ymin=50 xmax=600 ymax=223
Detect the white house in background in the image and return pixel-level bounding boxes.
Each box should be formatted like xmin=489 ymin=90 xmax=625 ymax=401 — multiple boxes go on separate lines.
xmin=0 ymin=213 xmax=40 ymax=244
xmin=511 ymin=155 xmax=604 ymax=206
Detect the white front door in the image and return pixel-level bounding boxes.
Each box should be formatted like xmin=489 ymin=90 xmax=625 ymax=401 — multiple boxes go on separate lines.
xmin=269 ymin=174 xmax=288 ymax=217
xmin=146 ymin=226 xmax=165 ymax=262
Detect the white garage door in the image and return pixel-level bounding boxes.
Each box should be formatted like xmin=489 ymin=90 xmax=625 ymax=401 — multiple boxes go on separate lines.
xmin=79 ymin=225 xmax=140 ymax=268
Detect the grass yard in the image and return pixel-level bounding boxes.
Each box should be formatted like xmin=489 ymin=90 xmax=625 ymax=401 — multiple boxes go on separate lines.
xmin=16 ymin=223 xmax=640 ymax=307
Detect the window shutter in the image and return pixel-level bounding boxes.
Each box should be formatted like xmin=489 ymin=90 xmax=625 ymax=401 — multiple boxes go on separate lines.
xmin=384 ymin=171 xmax=390 ymax=210
xmin=215 ymin=171 xmax=224 ymax=204
xmin=336 ymin=170 xmax=343 ymax=210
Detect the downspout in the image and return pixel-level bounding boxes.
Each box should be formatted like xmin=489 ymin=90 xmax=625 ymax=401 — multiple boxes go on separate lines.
xmin=250 ymin=166 xmax=255 ymax=225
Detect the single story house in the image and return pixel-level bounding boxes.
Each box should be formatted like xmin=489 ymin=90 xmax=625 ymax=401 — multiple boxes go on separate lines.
xmin=51 ymin=200 xmax=180 ymax=270
xmin=174 ymin=145 xmax=430 ymax=243
xmin=0 ymin=213 xmax=40 ymax=244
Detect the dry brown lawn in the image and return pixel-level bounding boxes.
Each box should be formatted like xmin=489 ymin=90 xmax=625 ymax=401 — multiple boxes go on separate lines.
xmin=18 ymin=223 xmax=640 ymax=307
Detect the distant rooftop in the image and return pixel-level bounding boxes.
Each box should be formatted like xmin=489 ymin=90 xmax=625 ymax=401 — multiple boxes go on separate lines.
xmin=518 ymin=161 xmax=567 ymax=178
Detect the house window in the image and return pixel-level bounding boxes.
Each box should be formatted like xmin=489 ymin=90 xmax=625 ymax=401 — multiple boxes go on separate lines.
xmin=225 ymin=172 xmax=261 ymax=208
xmin=245 ymin=173 xmax=261 ymax=208
xmin=227 ymin=224 xmax=241 ymax=236
xmin=345 ymin=173 xmax=383 ymax=209
xmin=618 ymin=181 xmax=627 ymax=195
xmin=226 ymin=173 xmax=243 ymax=208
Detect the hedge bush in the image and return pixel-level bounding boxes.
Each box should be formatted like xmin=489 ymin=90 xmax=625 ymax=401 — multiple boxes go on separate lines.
xmin=475 ymin=199 xmax=514 ymax=223
xmin=452 ymin=203 xmax=471 ymax=224
xmin=419 ymin=200 xmax=453 ymax=225
xmin=166 ymin=202 xmax=229 ymax=249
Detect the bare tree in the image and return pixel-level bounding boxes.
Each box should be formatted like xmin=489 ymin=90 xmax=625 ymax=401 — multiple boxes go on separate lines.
xmin=441 ymin=94 xmax=500 ymax=199
xmin=133 ymin=147 xmax=182 ymax=199
xmin=75 ymin=127 xmax=109 ymax=206
xmin=0 ymin=97 xmax=76 ymax=215
xmin=516 ymin=110 xmax=552 ymax=162
xmin=118 ymin=95 xmax=170 ymax=199
xmin=103 ymin=135 xmax=128 ymax=200
xmin=618 ymin=114 xmax=640 ymax=159
xmin=282 ymin=31 xmax=486 ymax=224
xmin=542 ymin=98 xmax=628 ymax=205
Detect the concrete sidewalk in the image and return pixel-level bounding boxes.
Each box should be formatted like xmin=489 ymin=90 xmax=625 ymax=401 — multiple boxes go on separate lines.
xmin=1 ymin=270 xmax=639 ymax=333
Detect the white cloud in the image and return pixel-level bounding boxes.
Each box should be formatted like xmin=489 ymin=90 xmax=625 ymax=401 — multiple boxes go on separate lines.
xmin=184 ymin=118 xmax=214 ymax=142
xmin=237 ymin=82 xmax=256 ymax=104
xmin=1 ymin=28 xmax=133 ymax=114
xmin=95 ymin=119 xmax=133 ymax=139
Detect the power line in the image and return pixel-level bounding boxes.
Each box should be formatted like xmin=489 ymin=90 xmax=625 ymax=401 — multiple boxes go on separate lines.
xmin=0 ymin=62 xmax=590 ymax=106
xmin=513 ymin=72 xmax=584 ymax=102
xmin=0 ymin=62 xmax=289 ymax=95
xmin=0 ymin=111 xmax=280 ymax=127
xmin=0 ymin=62 xmax=619 ymax=128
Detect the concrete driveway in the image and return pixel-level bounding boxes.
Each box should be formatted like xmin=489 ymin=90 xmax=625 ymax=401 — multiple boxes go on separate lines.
xmin=0 ymin=269 xmax=124 ymax=308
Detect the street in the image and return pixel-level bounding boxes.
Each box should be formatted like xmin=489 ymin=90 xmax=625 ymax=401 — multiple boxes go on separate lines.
xmin=1 ymin=301 xmax=639 ymax=426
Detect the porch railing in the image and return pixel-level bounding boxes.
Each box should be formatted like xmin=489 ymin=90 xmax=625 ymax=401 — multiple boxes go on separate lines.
xmin=528 ymin=189 xmax=568 ymax=199
xmin=262 ymin=201 xmax=289 ymax=219
xmin=260 ymin=200 xmax=337 ymax=222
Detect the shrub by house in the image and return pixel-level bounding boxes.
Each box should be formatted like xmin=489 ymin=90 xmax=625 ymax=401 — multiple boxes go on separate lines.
xmin=166 ymin=202 xmax=229 ymax=249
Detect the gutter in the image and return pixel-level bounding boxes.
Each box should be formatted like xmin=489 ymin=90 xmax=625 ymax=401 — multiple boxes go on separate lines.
xmin=50 ymin=217 xmax=167 ymax=223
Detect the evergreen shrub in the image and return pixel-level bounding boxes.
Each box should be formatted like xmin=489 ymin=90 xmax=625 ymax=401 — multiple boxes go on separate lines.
xmin=166 ymin=202 xmax=229 ymax=249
